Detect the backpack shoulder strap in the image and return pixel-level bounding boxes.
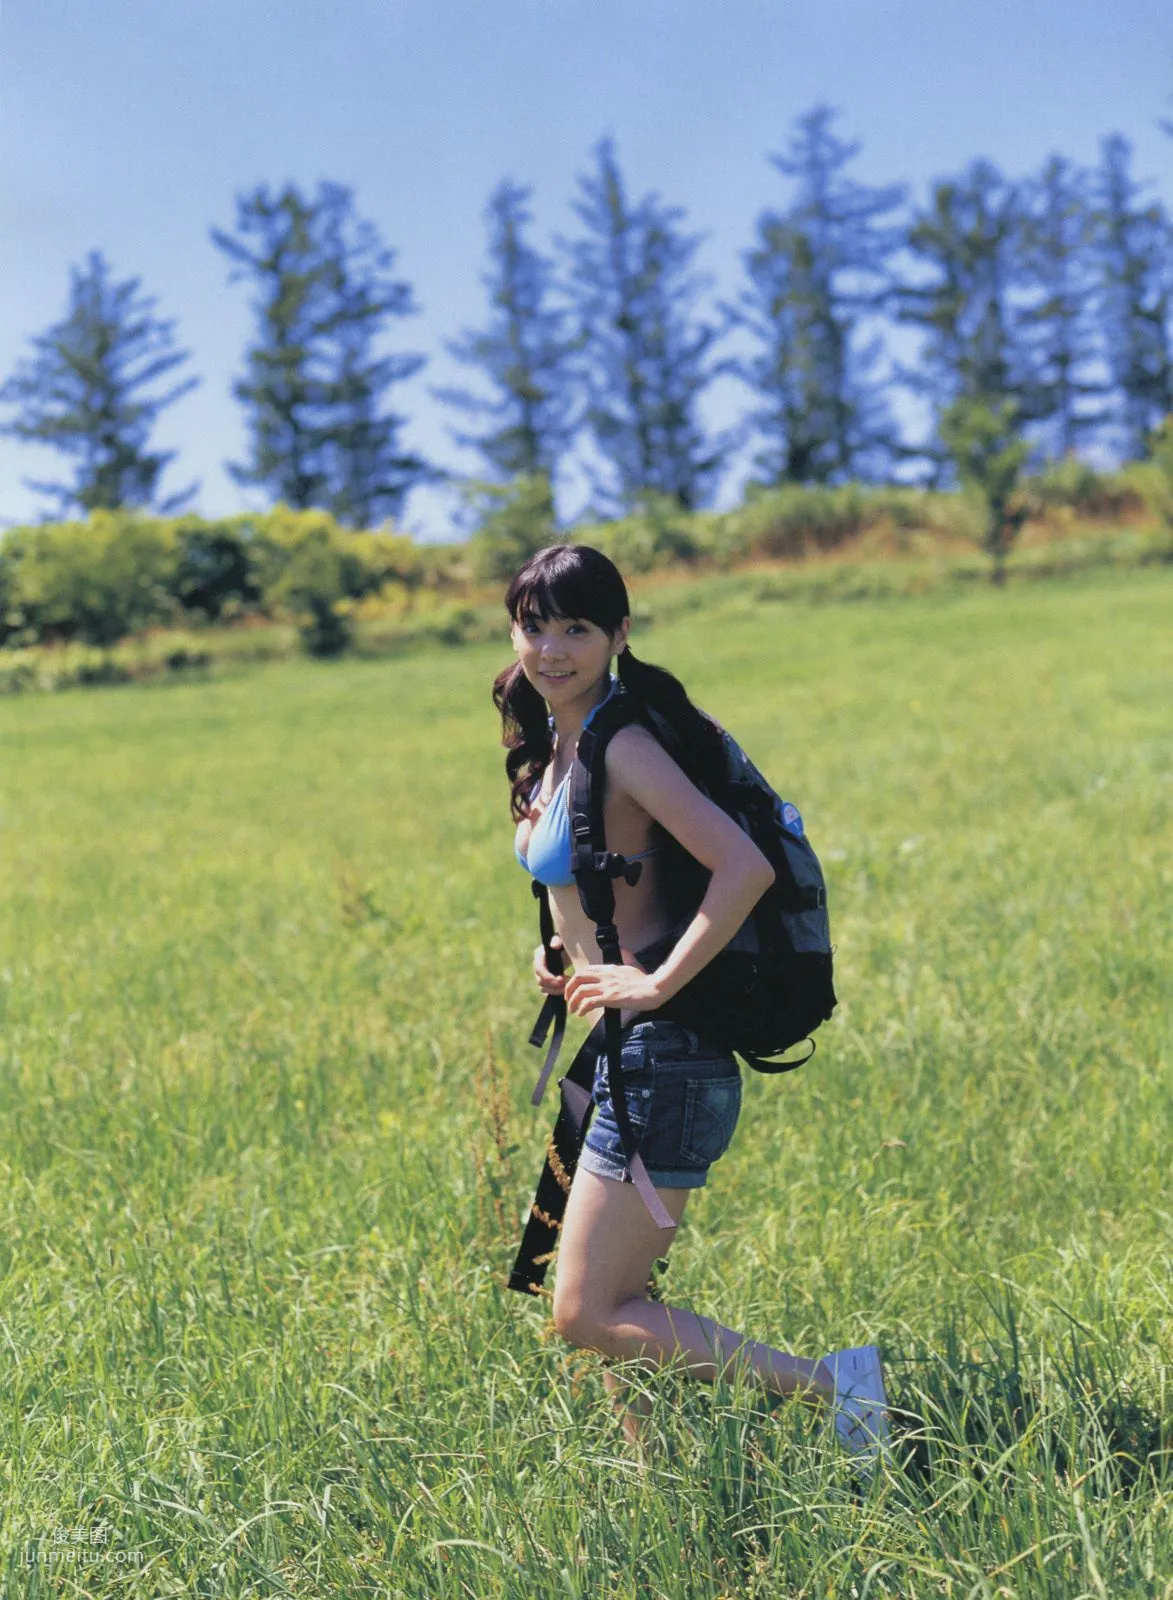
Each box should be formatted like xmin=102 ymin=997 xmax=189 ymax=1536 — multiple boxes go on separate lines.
xmin=568 ymin=689 xmax=677 ymax=1233
xmin=522 ymin=693 xmax=641 ymax=1111
xmin=568 ymin=692 xmax=645 ymax=940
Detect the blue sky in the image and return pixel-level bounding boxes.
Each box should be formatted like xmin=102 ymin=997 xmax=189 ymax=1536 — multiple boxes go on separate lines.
xmin=2 ymin=0 xmax=1171 ymax=538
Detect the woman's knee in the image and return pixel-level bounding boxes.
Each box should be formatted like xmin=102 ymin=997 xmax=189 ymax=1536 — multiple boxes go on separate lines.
xmin=552 ymin=1290 xmax=609 ymax=1349
xmin=551 ymin=1167 xmax=689 ymax=1347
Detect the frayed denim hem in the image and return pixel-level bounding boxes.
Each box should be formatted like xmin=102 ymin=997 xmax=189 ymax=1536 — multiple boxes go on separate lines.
xmin=576 ymin=1146 xmax=709 ymax=1189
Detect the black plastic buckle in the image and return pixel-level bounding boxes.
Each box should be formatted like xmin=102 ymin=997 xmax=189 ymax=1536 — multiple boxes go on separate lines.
xmin=594 ymin=850 xmax=643 ymax=887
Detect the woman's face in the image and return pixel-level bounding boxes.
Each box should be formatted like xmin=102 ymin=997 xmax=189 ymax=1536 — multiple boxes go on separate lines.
xmin=510 ymin=609 xmax=629 ymax=708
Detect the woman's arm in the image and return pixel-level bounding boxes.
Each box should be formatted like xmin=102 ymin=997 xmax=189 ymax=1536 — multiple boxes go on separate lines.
xmin=562 ymin=724 xmax=775 ymax=1018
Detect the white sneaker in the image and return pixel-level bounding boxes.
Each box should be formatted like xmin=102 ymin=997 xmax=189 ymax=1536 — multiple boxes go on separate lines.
xmin=821 ymin=1344 xmax=890 ymax=1477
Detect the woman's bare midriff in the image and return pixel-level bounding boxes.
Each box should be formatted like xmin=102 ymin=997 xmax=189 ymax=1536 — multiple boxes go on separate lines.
xmin=516 ymin=779 xmax=678 ymax=1029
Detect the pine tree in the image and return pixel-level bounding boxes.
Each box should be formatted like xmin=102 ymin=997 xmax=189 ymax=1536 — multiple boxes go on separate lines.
xmin=565 ymin=137 xmax=723 ymax=513
xmin=315 ymin=194 xmax=429 ymax=528
xmin=897 ymin=159 xmax=1029 ymax=479
xmin=212 ymin=185 xmax=329 ymax=509
xmin=1016 ymin=154 xmax=1108 ymax=459
xmin=1092 ymin=135 xmax=1173 ymax=459
xmin=435 ymin=180 xmax=575 ymax=485
xmin=212 ymin=182 xmax=428 ymax=524
xmin=732 ymin=106 xmax=905 ymax=484
xmin=0 ymin=250 xmax=198 ymax=516
xmin=940 ymin=395 xmax=1030 ymax=584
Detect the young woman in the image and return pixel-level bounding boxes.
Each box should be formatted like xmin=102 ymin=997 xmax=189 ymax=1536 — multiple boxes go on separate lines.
xmin=493 ymin=543 xmax=889 ymax=1469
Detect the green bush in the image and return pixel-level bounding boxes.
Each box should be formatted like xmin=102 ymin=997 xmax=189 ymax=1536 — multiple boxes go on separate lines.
xmin=940 ymin=397 xmax=1032 ymax=584
xmin=247 ymin=512 xmax=358 ymax=656
xmin=0 ymin=511 xmax=179 ymax=647
xmin=465 ymin=474 xmax=559 ymax=583
xmin=717 ymin=481 xmax=960 ymax=562
xmin=241 ymin=507 xmax=424 ymax=606
xmin=251 ymin=509 xmax=434 ymax=655
xmin=1 ymin=464 xmax=1165 ymax=666
xmin=1126 ymin=416 xmax=1173 ymax=529
xmin=1026 ymin=456 xmax=1144 ymax=518
xmin=0 ymin=540 xmax=15 ymax=646
xmin=0 ymin=506 xmax=430 ymax=654
xmin=171 ymin=519 xmax=260 ymax=620
xmin=722 ymin=483 xmax=836 ymax=560
xmin=577 ymin=492 xmax=717 ymax=573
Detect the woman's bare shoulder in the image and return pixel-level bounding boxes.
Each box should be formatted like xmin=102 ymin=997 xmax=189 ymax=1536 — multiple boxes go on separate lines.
xmin=604 ymin=721 xmax=683 ymax=784
xmin=602 ymin=718 xmax=754 ymax=871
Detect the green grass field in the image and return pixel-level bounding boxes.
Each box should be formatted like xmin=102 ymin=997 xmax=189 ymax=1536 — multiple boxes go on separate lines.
xmin=1 ymin=567 xmax=1170 ymax=1597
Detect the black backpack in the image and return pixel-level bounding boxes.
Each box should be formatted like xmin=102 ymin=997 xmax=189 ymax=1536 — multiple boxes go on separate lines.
xmin=509 ymin=682 xmax=837 ymax=1280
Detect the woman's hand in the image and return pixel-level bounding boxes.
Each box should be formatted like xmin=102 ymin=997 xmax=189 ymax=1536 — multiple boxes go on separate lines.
xmin=533 ymin=936 xmax=567 ymax=996
xmin=564 ymin=949 xmax=661 ymax=1018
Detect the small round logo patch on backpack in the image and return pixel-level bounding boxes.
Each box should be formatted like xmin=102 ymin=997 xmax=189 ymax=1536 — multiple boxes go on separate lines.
xmin=781 ymin=802 xmax=804 ymax=837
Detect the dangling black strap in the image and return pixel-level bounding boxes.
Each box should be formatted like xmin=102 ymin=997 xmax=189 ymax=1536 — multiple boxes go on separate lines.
xmin=508 ymin=920 xmax=684 ymax=1296
xmin=508 ymin=1019 xmax=603 ymax=1296
xmin=526 ymin=880 xmax=567 ymax=1107
xmin=738 ymin=1037 xmax=817 ymax=1073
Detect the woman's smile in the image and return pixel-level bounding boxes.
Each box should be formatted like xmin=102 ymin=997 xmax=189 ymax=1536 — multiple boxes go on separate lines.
xmin=511 ymin=610 xmax=622 ymax=706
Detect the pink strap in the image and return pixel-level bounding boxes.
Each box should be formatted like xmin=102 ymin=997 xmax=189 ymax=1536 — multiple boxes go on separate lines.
xmin=630 ymin=1153 xmax=679 ymax=1230
xmin=559 ymin=1079 xmax=677 ymax=1230
xmin=529 ymin=997 xmax=566 ymax=1107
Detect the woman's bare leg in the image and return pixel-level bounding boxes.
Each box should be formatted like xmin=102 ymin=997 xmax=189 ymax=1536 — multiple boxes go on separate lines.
xmin=601 ymin=1367 xmax=655 ymax=1445
xmin=554 ymin=1168 xmax=834 ymax=1440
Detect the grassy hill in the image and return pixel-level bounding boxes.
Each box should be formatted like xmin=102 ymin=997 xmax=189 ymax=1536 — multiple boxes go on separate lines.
xmin=0 ymin=567 xmax=1170 ymax=1595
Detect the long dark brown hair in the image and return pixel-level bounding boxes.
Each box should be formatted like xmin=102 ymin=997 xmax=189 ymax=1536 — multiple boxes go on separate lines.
xmin=492 ymin=543 xmax=724 ymax=822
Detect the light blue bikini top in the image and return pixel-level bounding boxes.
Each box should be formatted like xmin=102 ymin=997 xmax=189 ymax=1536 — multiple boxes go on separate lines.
xmin=514 ymin=676 xmax=664 ymax=889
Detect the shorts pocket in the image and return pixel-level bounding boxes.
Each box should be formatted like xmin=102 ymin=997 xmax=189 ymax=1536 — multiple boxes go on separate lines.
xmin=597 ymin=1039 xmax=655 ymax=1139
xmin=680 ymin=1073 xmax=741 ymax=1165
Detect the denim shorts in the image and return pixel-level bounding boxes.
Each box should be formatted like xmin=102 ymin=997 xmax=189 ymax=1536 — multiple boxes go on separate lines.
xmin=578 ymin=1017 xmax=742 ymax=1190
